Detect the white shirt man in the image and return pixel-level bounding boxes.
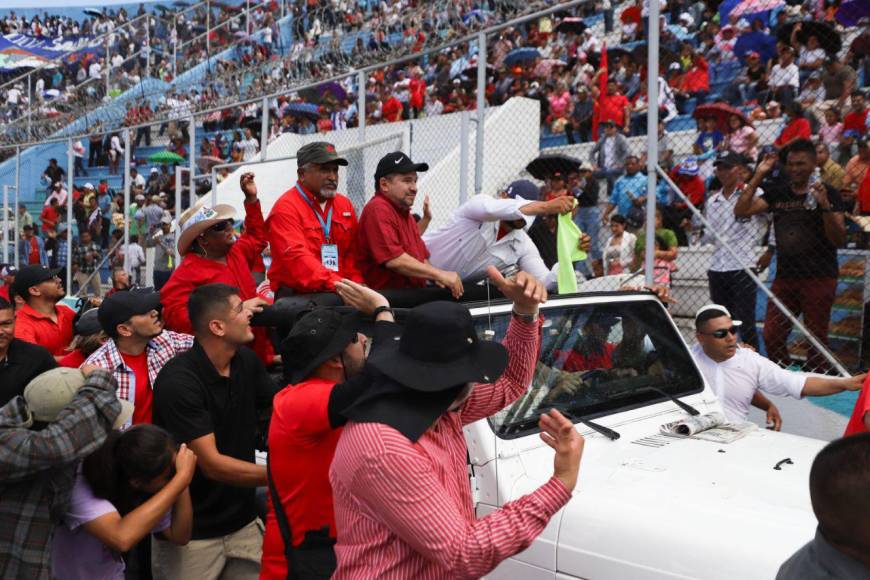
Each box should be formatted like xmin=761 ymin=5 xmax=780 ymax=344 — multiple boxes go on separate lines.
xmin=239 ymin=134 xmax=259 ymax=162
xmin=423 ymin=180 xmax=575 ymax=289
xmin=691 ymin=304 xmax=864 ymax=425
xmin=769 ymin=57 xmax=799 ymax=90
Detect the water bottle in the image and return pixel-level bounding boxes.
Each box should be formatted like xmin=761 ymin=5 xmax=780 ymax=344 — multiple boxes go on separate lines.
xmin=804 ymin=168 xmax=820 ymax=210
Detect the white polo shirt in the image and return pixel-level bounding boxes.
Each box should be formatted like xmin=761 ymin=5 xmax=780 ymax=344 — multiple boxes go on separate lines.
xmin=423 ymin=194 xmax=557 ymax=288
xmin=702 ymin=186 xmax=765 ymax=272
xmin=691 ymin=344 xmax=805 ymax=421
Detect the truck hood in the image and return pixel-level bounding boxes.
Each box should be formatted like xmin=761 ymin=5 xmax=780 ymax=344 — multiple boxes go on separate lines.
xmin=504 ymin=424 xmax=824 ymax=580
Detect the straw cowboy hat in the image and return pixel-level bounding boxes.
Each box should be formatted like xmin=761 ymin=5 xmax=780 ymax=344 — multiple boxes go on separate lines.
xmin=176 ymin=195 xmax=237 ymax=255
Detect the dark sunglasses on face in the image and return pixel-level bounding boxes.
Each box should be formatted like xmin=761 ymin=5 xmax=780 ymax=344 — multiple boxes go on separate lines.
xmin=701 ymin=326 xmax=740 ymax=339
xmin=208 ymin=219 xmax=232 ymax=233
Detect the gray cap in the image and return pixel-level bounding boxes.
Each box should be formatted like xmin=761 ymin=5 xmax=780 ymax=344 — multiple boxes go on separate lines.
xmin=24 ymin=368 xmax=133 ymax=428
xmin=296 ymin=141 xmax=348 ymax=167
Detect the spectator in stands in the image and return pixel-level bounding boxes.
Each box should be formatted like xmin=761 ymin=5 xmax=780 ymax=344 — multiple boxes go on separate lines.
xmin=596 ymin=79 xmax=631 ymax=134
xmin=45 ymin=181 xmax=68 ymax=208
xmin=816 ymin=142 xmax=846 ymax=193
xmin=161 ymin=173 xmax=271 ymax=364
xmin=694 ymin=117 xmax=723 ymax=157
xmin=590 ymin=120 xmax=630 ymax=194
xmin=0 ymin=296 xmax=56 ymax=406
xmin=797 ymin=72 xmax=825 ymax=106
xmin=424 ymin=180 xmax=578 ymax=289
xmin=266 ymin=142 xmax=363 ymax=296
xmin=818 ymin=108 xmax=844 ymax=148
xmin=17 ymin=203 xmax=33 ymax=234
xmin=821 ymin=58 xmax=856 ymax=108
xmin=148 ymin=215 xmax=176 ymax=290
xmin=18 ymin=224 xmax=46 ymax=266
xmin=774 ymin=103 xmax=812 ymax=150
xmin=735 ymin=140 xmax=846 ymax=370
xmin=768 ymin=47 xmax=799 ymax=108
xmin=0 ymin=266 xmax=15 ymax=302
xmin=57 ymin=309 xmax=106 ymax=369
xmin=73 ymin=230 xmax=103 ymax=298
xmin=263 ymin=282 xmax=396 ymax=579
xmin=572 ymin=164 xmax=602 ymax=275
xmin=846 ymin=138 xmax=870 ymax=214
xmin=602 ymin=155 xmax=646 ymax=226
xmin=702 ymin=151 xmax=763 ymax=347
xmin=239 ymin=128 xmax=260 ymax=162
xmin=634 ymin=207 xmax=679 ymax=270
xmin=777 ymin=435 xmax=870 ymax=578
xmin=729 ymin=51 xmax=767 ymax=106
xmin=152 ymin=283 xmax=276 ymax=580
xmin=603 ymin=214 xmax=636 ymax=276
xmin=358 ymin=152 xmax=462 ymax=296
xmin=792 ymin=25 xmax=826 ymax=76
xmin=13 ymin=264 xmax=75 ymax=358
xmin=722 ymin=113 xmax=759 ymax=162
xmin=39 ymin=198 xmax=60 ymax=237
xmin=565 ymin=87 xmax=594 ymax=144
xmin=0 ymin=366 xmax=121 ymax=580
xmin=674 ymin=46 xmax=709 ymax=113
xmin=42 ymin=158 xmax=65 ymax=193
xmin=106 ymin=268 xmax=131 ymax=297
xmin=843 ymin=91 xmax=868 ymax=137
xmin=692 ymin=305 xmax=864 ymax=427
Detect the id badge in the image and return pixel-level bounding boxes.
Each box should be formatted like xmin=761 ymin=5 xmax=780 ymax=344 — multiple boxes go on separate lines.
xmin=321 ymin=244 xmax=339 ymax=272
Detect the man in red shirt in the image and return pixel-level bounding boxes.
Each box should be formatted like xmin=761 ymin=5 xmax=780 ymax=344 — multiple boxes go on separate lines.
xmin=263 ymin=280 xmax=396 ymax=580
xmin=597 ymin=79 xmax=631 ymax=133
xmin=39 ymin=199 xmax=59 ymax=236
xmin=0 ymin=265 xmax=16 ymax=302
xmin=160 ymin=172 xmax=273 ymax=364
xmin=266 ymin=142 xmax=363 ymax=296
xmin=12 ymin=264 xmax=75 ymax=358
xmin=357 ymin=152 xmax=463 ymax=296
xmin=844 ymin=374 xmax=870 ymax=436
xmin=381 ymin=87 xmax=403 ymax=123
xmin=843 ymin=91 xmax=867 ymax=136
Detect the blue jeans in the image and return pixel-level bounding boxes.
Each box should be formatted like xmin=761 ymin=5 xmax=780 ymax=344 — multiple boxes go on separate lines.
xmin=573 ymin=206 xmax=602 ymax=276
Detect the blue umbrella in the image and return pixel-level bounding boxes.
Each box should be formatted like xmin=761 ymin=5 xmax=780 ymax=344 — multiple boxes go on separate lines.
xmin=462 ymin=9 xmax=491 ymax=25
xmin=734 ymin=31 xmax=778 ymax=63
xmin=836 ymin=0 xmax=870 ymax=27
xmin=286 ymin=102 xmax=320 ymax=121
xmin=503 ymin=47 xmax=540 ymax=66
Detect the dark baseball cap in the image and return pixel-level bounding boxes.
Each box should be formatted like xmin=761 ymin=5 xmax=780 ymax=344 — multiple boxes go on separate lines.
xmin=12 ymin=264 xmax=62 ymax=298
xmin=714 ymin=151 xmax=750 ymax=167
xmin=74 ymin=308 xmax=102 ymax=336
xmin=374 ymin=152 xmax=429 ymax=182
xmin=296 ymin=141 xmax=348 ymax=167
xmin=504 ymin=179 xmax=540 ymax=201
xmin=98 ymin=287 xmax=162 ymax=335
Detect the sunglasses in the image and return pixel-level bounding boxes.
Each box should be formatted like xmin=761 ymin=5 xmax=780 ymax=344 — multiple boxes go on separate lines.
xmin=700 ymin=326 xmax=740 ymax=339
xmin=207 ymin=219 xmax=232 ymax=233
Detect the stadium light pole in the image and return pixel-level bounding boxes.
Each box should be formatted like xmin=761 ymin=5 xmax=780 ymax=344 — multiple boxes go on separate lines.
xmin=14 ymin=147 xmax=20 ymax=268
xmin=475 ymin=31 xmax=486 ymax=195
xmin=66 ymin=139 xmax=74 ymax=293
xmin=260 ymin=97 xmax=268 ymax=161
xmin=644 ymin=0 xmax=660 ymax=287
xmin=357 ymin=70 xmax=366 ymax=143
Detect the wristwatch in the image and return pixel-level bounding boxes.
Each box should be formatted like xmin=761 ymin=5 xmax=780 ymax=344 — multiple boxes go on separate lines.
xmin=372 ymin=305 xmax=393 ymax=319
xmin=512 ymin=309 xmax=539 ymax=324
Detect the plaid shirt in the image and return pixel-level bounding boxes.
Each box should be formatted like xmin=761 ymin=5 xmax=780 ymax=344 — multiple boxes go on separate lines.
xmin=0 ymin=370 xmax=120 ymax=580
xmin=84 ymin=330 xmax=194 ymax=407
xmin=73 ymin=241 xmax=102 ymax=274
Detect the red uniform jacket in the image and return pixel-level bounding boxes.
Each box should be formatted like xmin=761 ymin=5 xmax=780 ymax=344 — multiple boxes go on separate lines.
xmin=160 ymin=199 xmax=274 ymax=364
xmin=266 ymin=184 xmax=363 ymax=294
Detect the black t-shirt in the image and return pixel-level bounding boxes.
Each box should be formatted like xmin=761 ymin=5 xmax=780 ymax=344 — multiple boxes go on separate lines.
xmin=153 ymin=341 xmax=276 ymax=540
xmin=528 ymin=220 xmax=558 ymax=269
xmin=761 ymin=179 xmax=845 ymax=279
xmin=44 ymin=165 xmax=64 ymax=185
xmin=573 ymin=178 xmax=600 ymax=208
xmin=0 ymin=339 xmax=57 ymax=407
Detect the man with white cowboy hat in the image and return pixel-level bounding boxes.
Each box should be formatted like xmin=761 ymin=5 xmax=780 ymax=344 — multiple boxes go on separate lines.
xmin=423 ymin=180 xmax=583 ymax=289
xmin=691 ymin=304 xmax=865 ymax=430
xmin=0 ymin=366 xmax=129 ymax=578
xmin=329 ymin=267 xmax=584 ymax=578
xmin=159 ymin=173 xmax=273 ymax=364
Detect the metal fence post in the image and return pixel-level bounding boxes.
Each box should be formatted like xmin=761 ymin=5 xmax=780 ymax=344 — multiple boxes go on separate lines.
xmin=14 ymin=146 xmax=20 ymax=268
xmin=644 ymin=0 xmax=660 ymax=287
xmin=189 ymin=115 xmax=196 ymax=208
xmin=66 ymin=138 xmax=74 ymax=292
xmin=206 ymin=0 xmax=211 ymax=57
xmin=26 ymin=75 xmax=31 ymax=138
xmin=123 ymin=129 xmax=131 ymax=276
xmin=175 ymin=167 xmax=183 ymax=267
xmin=475 ymin=31 xmax=486 ymax=195
xmin=261 ymin=96 xmax=269 ymax=161
xmin=357 ymin=70 xmax=366 ymax=143
xmin=460 ymin=110 xmax=470 ymax=205
xmin=2 ymin=185 xmax=8 ymax=265
xmin=173 ymin=15 xmax=178 ymax=79
xmin=105 ymin=35 xmax=111 ymax=99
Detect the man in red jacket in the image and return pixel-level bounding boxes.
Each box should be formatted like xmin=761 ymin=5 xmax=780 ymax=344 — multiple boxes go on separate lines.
xmin=159 ymin=173 xmax=273 ymax=363
xmin=266 ymin=142 xmax=363 ymax=296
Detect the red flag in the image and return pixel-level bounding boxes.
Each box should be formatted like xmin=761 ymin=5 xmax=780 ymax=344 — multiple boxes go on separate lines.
xmin=592 ymin=43 xmax=608 ymax=141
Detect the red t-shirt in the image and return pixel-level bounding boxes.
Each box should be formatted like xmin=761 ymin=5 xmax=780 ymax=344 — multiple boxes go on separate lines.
xmin=553 ymin=343 xmax=616 ymax=372
xmin=843 ymin=108 xmax=868 ymax=135
xmin=27 ymin=237 xmax=41 ymax=265
xmin=58 ymin=349 xmax=87 ymax=368
xmin=40 ymin=206 xmax=58 ymax=233
xmin=382 ymin=97 xmax=403 ymax=123
xmin=0 ymin=285 xmax=9 ymax=302
xmin=844 ymin=375 xmax=870 ymax=436
xmin=598 ymin=93 xmax=630 ymax=127
xmin=774 ymin=118 xmax=812 ymax=148
xmin=121 ymin=350 xmax=152 ymax=424
xmin=357 ymin=192 xmax=430 ymax=290
xmin=262 ymin=379 xmax=341 ymax=579
xmin=14 ymin=303 xmax=75 ymax=356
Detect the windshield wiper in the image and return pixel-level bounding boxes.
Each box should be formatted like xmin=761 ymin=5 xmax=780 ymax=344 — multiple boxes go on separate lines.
xmin=545 ymin=406 xmax=621 ymax=441
xmin=625 ymin=386 xmax=700 ymax=416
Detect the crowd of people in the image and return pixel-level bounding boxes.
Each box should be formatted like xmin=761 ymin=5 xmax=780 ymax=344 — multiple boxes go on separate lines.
xmin=1 ymin=137 xmax=870 ymax=580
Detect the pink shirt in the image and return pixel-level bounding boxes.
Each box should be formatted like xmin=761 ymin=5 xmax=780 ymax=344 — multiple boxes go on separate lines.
xmin=548 ymin=91 xmax=571 ymax=118
xmin=727 ymin=125 xmax=758 ymax=161
xmin=329 ymin=317 xmax=572 ymax=579
xmin=819 ymin=121 xmax=843 ymax=147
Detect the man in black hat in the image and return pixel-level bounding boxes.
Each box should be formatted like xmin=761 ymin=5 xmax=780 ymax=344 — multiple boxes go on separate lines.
xmin=263 ymin=280 xmax=397 ymax=579
xmin=85 ymin=287 xmax=193 ymax=425
xmin=266 ymin=142 xmax=364 ymax=296
xmin=329 ymin=267 xmax=584 ymax=578
xmin=13 ymin=264 xmax=76 ymax=358
xmin=702 ymin=151 xmax=763 ymax=348
xmin=0 ymin=264 xmax=16 ymax=302
xmin=357 ymin=151 xmax=464 ymax=297
xmin=0 ymin=296 xmax=56 ymax=406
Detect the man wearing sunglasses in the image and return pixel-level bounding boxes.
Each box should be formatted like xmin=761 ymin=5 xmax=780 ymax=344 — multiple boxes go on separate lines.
xmin=691 ymin=304 xmax=865 ymax=430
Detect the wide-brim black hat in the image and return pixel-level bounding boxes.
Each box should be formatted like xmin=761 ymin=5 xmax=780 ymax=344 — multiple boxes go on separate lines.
xmin=366 ymin=301 xmax=508 ymax=392
xmin=281 ymin=308 xmax=361 ymax=384
xmin=341 ymin=374 xmax=465 ymax=442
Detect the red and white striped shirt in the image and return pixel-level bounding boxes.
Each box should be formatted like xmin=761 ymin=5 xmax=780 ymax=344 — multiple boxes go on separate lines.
xmin=329 ymin=316 xmax=572 ymax=579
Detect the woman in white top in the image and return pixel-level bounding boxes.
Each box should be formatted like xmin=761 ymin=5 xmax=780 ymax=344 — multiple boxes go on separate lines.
xmin=603 ymin=214 xmax=637 ymax=275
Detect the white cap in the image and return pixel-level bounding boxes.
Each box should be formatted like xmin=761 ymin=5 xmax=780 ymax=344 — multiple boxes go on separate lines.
xmin=694 ymin=304 xmax=742 ymax=326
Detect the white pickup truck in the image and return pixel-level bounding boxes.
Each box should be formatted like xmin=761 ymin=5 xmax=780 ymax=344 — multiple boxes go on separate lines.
xmin=461 ymin=291 xmax=822 ymax=580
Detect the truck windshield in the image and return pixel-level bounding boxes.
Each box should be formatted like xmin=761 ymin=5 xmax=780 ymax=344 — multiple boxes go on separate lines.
xmin=479 ymin=299 xmax=705 ymax=440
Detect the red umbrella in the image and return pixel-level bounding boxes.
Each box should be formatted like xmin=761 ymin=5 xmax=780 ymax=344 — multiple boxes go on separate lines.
xmin=693 ymin=102 xmax=751 ymax=133
xmin=620 ymin=5 xmax=641 ymax=24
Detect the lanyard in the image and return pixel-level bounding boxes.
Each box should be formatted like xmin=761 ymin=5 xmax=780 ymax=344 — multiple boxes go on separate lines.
xmin=295 ymin=184 xmax=333 ymax=242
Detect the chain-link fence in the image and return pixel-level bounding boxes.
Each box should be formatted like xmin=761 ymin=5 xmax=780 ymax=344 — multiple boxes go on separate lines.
xmin=0 ymin=0 xmax=867 ymax=376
